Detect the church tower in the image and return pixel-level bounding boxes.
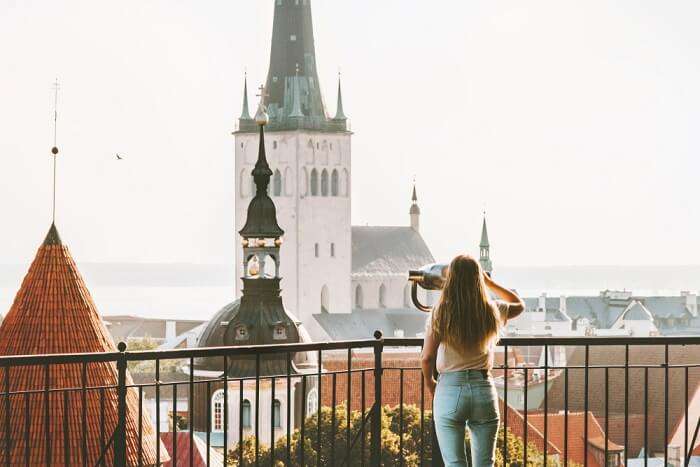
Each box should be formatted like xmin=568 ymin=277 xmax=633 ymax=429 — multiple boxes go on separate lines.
xmin=479 ymin=213 xmax=493 ymax=275
xmin=234 ymin=0 xmax=352 ymax=332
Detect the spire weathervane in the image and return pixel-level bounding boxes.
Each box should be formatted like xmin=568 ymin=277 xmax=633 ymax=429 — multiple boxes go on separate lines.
xmin=51 ymin=78 xmax=60 ymax=224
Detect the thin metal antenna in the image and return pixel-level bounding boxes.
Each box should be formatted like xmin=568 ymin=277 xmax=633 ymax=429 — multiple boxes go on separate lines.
xmin=51 ymin=78 xmax=60 ymax=224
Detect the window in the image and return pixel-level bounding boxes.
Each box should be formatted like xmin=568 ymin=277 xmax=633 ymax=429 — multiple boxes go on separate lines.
xmin=342 ymin=169 xmax=349 ymax=197
xmin=273 ymin=141 xmax=278 ymax=150
xmin=321 ymin=169 xmax=329 ymax=196
xmin=290 ymin=34 xmax=297 ymax=41
xmin=321 ymin=285 xmax=329 ymax=313
xmin=379 ymin=284 xmax=387 ymax=308
xmin=241 ymin=399 xmax=251 ymax=428
xmin=212 ymin=390 xmax=224 ymax=432
xmin=273 ymin=169 xmax=282 ymax=196
xmin=234 ymin=325 xmax=249 ymax=341
xmin=330 ymin=243 xmax=335 ymax=257
xmin=316 ymin=142 xmax=319 ymax=150
xmin=310 ymin=169 xmax=318 ymax=196
xmin=355 ymin=285 xmax=364 ymax=309
xmin=306 ymin=389 xmax=318 ymax=416
xmin=331 ymin=169 xmax=339 ymax=196
xmin=273 ymin=400 xmax=282 ymax=428
xmin=273 ymin=324 xmax=287 ymax=340
xmin=403 ymin=284 xmax=411 ymax=308
xmin=314 ymin=243 xmax=319 ymax=257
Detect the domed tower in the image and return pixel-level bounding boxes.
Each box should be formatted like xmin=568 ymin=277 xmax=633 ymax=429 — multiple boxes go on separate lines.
xmin=194 ymin=98 xmax=314 ymax=446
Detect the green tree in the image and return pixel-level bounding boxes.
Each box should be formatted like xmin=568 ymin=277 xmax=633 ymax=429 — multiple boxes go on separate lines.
xmin=227 ymin=404 xmax=576 ymax=466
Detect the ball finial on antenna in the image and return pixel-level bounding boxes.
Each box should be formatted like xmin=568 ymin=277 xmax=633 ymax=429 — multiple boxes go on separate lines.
xmin=51 ymin=147 xmax=58 ymax=155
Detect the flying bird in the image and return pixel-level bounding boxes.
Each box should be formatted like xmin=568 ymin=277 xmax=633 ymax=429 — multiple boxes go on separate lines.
xmin=116 ymin=153 xmax=124 ymax=160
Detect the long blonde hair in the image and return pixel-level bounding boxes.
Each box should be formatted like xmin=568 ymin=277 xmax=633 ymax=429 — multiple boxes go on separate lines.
xmin=431 ymin=255 xmax=500 ymax=352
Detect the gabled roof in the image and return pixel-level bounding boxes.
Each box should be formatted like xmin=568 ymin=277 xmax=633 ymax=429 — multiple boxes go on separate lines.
xmin=616 ymin=300 xmax=655 ymax=323
xmin=351 ymin=226 xmax=435 ymax=276
xmin=0 ymin=224 xmax=165 ymax=465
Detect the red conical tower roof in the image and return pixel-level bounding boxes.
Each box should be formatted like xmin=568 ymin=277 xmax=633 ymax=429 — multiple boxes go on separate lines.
xmin=0 ymin=224 xmax=166 ymax=465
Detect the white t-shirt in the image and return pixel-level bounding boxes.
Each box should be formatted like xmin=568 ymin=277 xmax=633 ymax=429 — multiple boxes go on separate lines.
xmin=426 ymin=300 xmax=509 ymax=373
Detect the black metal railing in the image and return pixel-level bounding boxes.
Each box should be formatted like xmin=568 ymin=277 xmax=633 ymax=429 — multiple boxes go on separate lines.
xmin=1 ymin=335 xmax=699 ymax=466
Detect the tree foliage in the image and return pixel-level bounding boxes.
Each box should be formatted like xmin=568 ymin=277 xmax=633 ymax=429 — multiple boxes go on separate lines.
xmin=227 ymin=404 xmax=577 ymax=466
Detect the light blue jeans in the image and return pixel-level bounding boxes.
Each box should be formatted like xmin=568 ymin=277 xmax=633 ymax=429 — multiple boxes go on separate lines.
xmin=433 ymin=370 xmax=500 ymax=467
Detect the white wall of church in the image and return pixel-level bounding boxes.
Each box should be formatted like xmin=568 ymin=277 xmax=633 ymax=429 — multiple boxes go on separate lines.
xmin=235 ymin=130 xmax=352 ymax=335
xmin=351 ymin=276 xmax=435 ymax=310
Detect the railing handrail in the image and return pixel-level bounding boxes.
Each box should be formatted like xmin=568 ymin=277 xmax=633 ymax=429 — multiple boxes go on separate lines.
xmin=2 ymin=335 xmax=700 ymax=367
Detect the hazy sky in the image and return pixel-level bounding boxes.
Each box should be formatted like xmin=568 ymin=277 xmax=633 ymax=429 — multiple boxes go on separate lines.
xmin=1 ymin=1 xmax=699 ymax=267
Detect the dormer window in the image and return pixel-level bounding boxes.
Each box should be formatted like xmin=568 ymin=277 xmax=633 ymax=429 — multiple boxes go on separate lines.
xmin=273 ymin=324 xmax=287 ymax=340
xmin=234 ymin=325 xmax=249 ymax=341
xmin=290 ymin=35 xmax=297 ymax=41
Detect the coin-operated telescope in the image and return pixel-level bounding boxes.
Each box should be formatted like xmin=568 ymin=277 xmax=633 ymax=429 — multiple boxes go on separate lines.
xmin=407 ymin=263 xmax=448 ymax=312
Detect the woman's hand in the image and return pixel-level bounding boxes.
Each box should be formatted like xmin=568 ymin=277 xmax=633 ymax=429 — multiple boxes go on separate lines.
xmin=425 ymin=377 xmax=437 ymax=395
xmin=482 ymin=272 xmax=525 ymax=320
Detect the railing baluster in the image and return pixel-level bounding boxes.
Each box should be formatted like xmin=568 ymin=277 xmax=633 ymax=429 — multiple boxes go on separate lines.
xmin=300 ymin=374 xmax=306 ymax=467
xmin=99 ymin=386 xmax=105 ymax=467
xmin=3 ymin=364 xmax=10 ymax=467
xmin=347 ymin=348 xmax=352 ymax=461
xmin=564 ymin=366 xmax=568 ymax=467
xmin=270 ymin=376 xmax=275 ymax=463
xmin=584 ymin=345 xmax=589 ymax=467
xmin=189 ymin=357 xmax=194 ymax=467
xmin=255 ymin=353 xmax=260 ymax=467
xmin=685 ymin=365 xmax=689 ymax=467
xmin=361 ymin=368 xmax=366 ymax=466
xmin=115 ymin=343 xmax=128 ymax=467
xmin=63 ymin=389 xmax=69 ymax=467
xmin=138 ymin=385 xmax=143 ymax=467
xmin=286 ymin=352 xmax=291 ymax=467
xmin=81 ymin=362 xmax=87 ymax=467
xmin=420 ymin=365 xmax=424 ymax=466
xmin=604 ymin=366 xmax=609 ymax=465
xmin=44 ymin=364 xmax=51 ymax=466
xmin=664 ymin=344 xmax=669 ymax=466
xmin=399 ymin=369 xmax=404 ymax=467
xmin=172 ymin=383 xmax=178 ymax=466
xmin=317 ymin=349 xmax=322 ymax=467
xmin=24 ymin=392 xmax=30 ymax=466
xmin=223 ymin=355 xmax=228 ymax=467
xmin=205 ymin=381 xmax=211 ymax=467
xmin=625 ymin=345 xmax=630 ymax=466
xmin=544 ymin=344 xmax=548 ymax=466
xmin=155 ymin=358 xmax=160 ymax=467
xmin=238 ymin=378 xmax=243 ymax=464
xmin=371 ymin=331 xmax=383 ymax=467
xmin=523 ymin=367 xmax=528 ymax=466
xmin=502 ymin=344 xmax=508 ymax=465
xmin=644 ymin=366 xmax=648 ymax=466
xmin=331 ymin=372 xmax=337 ymax=466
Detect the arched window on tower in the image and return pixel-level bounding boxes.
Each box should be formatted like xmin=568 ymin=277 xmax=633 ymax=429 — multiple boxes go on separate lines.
xmin=211 ymin=390 xmax=224 ymax=432
xmin=321 ymin=285 xmax=330 ymax=313
xmin=404 ymin=283 xmax=412 ymax=308
xmin=310 ymin=169 xmax=318 ymax=196
xmin=239 ymin=169 xmax=249 ymax=197
xmin=273 ymin=169 xmax=282 ymax=197
xmin=331 ymin=169 xmax=339 ymax=196
xmin=355 ymin=284 xmax=364 ymax=310
xmin=242 ymin=399 xmax=252 ymax=428
xmin=342 ymin=169 xmax=350 ymax=197
xmin=284 ymin=167 xmax=293 ymax=196
xmin=321 ymin=169 xmax=329 ymax=196
xmin=379 ymin=284 xmax=387 ymax=308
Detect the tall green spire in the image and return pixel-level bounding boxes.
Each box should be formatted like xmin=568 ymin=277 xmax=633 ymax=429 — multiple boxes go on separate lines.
xmin=479 ymin=213 xmax=493 ymax=274
xmin=239 ymin=73 xmax=252 ymax=121
xmin=334 ymin=75 xmax=347 ymax=121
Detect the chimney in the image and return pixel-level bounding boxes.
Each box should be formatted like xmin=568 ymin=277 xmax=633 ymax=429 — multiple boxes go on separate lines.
xmin=165 ymin=320 xmax=177 ymax=342
xmin=538 ymin=293 xmax=547 ymax=312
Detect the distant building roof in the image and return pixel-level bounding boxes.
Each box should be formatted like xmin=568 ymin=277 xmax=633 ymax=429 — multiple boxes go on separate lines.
xmin=161 ymin=432 xmax=224 ymax=467
xmin=313 ymin=308 xmax=429 ymax=340
xmin=0 ymin=224 xmax=165 ymax=465
xmin=351 ymin=226 xmax=435 ymax=277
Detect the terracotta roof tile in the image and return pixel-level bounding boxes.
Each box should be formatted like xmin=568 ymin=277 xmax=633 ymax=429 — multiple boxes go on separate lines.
xmin=0 ymin=225 xmax=166 ymax=466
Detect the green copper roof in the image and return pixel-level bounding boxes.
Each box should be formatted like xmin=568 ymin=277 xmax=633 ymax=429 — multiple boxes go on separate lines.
xmin=480 ymin=216 xmax=490 ymax=247
xmin=237 ymin=0 xmax=347 ymax=133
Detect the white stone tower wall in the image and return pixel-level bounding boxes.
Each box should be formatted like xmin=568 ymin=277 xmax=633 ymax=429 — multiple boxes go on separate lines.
xmin=235 ymin=130 xmax=352 ymax=331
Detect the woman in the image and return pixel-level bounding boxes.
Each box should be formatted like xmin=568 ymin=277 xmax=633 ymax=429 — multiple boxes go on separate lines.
xmin=420 ymin=255 xmax=524 ymax=466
